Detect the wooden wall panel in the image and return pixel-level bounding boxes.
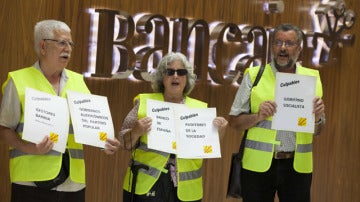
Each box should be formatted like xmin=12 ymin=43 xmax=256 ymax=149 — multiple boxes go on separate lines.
xmin=1 ymin=0 xmax=360 ymax=202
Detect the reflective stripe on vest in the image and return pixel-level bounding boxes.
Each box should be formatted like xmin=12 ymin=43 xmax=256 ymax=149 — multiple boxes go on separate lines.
xmin=12 ymin=123 xmax=84 ymax=159
xmin=15 ymin=123 xmax=74 ymax=136
xmin=247 ymin=119 xmax=313 ymax=153
xmin=10 ymin=148 xmax=83 ymax=159
xmin=179 ymin=167 xmax=202 ymax=181
xmin=10 ymin=150 xmax=60 ymax=158
xmin=136 ymin=142 xmax=202 ymax=182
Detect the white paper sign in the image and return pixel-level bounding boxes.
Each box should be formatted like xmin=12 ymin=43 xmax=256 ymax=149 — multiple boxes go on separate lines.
xmin=146 ymin=99 xmax=181 ymax=153
xmin=66 ymin=90 xmax=114 ymax=148
xmin=23 ymin=87 xmax=69 ymax=153
xmin=176 ymin=108 xmax=221 ymax=159
xmin=271 ymin=72 xmax=316 ymax=133
xmin=147 ymin=99 xmax=221 ymax=158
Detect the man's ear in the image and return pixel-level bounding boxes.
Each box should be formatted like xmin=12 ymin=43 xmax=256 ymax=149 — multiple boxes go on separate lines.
xmin=297 ymin=44 xmax=303 ymax=53
xmin=39 ymin=40 xmax=46 ymax=55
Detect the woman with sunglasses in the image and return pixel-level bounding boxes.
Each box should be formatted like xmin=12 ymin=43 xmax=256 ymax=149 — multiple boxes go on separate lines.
xmin=118 ymin=52 xmax=228 ymax=202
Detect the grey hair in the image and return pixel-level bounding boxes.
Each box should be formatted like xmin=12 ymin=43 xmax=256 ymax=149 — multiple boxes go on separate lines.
xmin=151 ymin=52 xmax=197 ymax=96
xmin=34 ymin=20 xmax=71 ymax=56
xmin=272 ymin=23 xmax=303 ymax=46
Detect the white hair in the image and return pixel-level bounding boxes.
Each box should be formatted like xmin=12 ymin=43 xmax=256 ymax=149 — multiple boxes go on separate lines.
xmin=34 ymin=20 xmax=71 ymax=56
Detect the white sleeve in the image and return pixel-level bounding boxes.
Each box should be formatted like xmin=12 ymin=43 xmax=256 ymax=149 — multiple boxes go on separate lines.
xmin=0 ymin=79 xmax=21 ymax=129
xmin=229 ymin=73 xmax=252 ymax=116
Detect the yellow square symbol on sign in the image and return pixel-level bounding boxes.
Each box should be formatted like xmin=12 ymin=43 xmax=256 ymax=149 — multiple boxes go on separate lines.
xmin=298 ymin=117 xmax=307 ymax=126
xmin=172 ymin=141 xmax=177 ymax=150
xmin=203 ymin=145 xmax=213 ymax=154
xmin=99 ymin=132 xmax=107 ymax=141
xmin=50 ymin=132 xmax=59 ymax=143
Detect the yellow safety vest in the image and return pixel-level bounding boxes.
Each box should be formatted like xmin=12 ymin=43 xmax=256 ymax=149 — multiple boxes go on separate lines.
xmin=242 ymin=64 xmax=323 ymax=173
xmin=123 ymin=93 xmax=207 ymax=201
xmin=2 ymin=66 xmax=90 ymax=183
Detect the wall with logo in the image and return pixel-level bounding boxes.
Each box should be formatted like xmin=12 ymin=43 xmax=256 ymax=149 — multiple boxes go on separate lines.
xmin=0 ymin=0 xmax=359 ymax=201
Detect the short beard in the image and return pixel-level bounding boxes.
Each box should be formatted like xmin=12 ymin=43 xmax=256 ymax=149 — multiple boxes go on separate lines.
xmin=273 ymin=58 xmax=296 ymax=70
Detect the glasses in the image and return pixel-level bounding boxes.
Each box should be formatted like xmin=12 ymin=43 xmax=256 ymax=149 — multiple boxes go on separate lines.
xmin=273 ymin=40 xmax=297 ymax=48
xmin=43 ymin=39 xmax=74 ymax=48
xmin=164 ymin=68 xmax=188 ymax=76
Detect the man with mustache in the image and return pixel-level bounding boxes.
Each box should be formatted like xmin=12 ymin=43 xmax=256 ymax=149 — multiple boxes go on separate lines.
xmin=229 ymin=23 xmax=325 ymax=202
xmin=0 ymin=19 xmax=119 ymax=202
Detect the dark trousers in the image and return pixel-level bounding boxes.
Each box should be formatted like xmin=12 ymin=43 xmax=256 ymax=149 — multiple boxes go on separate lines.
xmin=123 ymin=171 xmax=201 ymax=202
xmin=241 ymin=158 xmax=312 ymax=202
xmin=11 ymin=183 xmax=85 ymax=202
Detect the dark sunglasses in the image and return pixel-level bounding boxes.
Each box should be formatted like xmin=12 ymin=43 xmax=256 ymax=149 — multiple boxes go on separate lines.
xmin=164 ymin=68 xmax=188 ymax=76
